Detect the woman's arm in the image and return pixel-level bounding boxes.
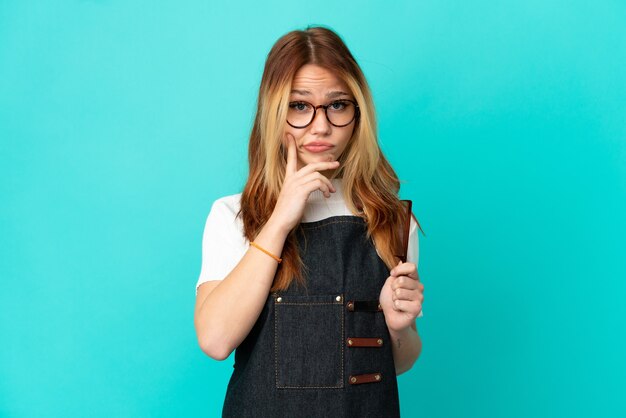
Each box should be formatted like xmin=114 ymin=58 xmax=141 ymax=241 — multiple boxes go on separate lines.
xmin=389 ymin=320 xmax=422 ymax=375
xmin=194 ymin=134 xmax=340 ymax=361
xmin=194 ymin=217 xmax=289 ymax=360
xmin=379 ymin=261 xmax=425 ymax=374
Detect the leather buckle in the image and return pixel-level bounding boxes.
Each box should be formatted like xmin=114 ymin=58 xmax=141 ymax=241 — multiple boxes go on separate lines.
xmin=348 ymin=372 xmax=382 ymax=385
xmin=346 ymin=300 xmax=382 ymax=312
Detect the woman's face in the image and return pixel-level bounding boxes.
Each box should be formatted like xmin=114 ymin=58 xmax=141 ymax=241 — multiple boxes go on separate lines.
xmin=284 ymin=64 xmax=357 ymax=177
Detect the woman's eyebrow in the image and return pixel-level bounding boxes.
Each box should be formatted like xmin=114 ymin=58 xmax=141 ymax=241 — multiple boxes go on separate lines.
xmin=326 ymin=90 xmax=350 ymax=99
xmin=290 ymin=89 xmax=311 ymax=96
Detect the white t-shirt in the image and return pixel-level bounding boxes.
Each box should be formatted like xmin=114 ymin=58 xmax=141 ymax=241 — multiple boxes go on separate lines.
xmin=196 ymin=178 xmax=422 ymax=317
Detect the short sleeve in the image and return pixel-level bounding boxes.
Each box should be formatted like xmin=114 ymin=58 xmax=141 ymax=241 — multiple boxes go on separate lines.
xmin=195 ymin=194 xmax=248 ymax=296
xmin=406 ymin=215 xmax=423 ymax=318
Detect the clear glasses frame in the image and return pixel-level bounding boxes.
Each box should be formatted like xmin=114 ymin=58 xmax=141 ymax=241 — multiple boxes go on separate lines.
xmin=286 ymin=99 xmax=360 ymax=129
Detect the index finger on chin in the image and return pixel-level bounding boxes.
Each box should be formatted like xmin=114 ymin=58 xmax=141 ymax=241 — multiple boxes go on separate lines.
xmin=285 ymin=133 xmax=297 ymax=174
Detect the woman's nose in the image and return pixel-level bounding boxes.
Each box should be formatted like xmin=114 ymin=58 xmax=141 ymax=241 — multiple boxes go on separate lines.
xmin=309 ymin=108 xmax=332 ymax=134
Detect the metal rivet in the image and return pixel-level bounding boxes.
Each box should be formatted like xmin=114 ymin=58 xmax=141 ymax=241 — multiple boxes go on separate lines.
xmin=350 ymin=376 xmax=357 ymax=383
xmin=347 ymin=302 xmax=354 ymax=309
xmin=375 ymin=374 xmax=381 ymax=381
xmin=336 ymin=295 xmax=342 ymax=302
xmin=377 ymin=303 xmax=382 ymax=310
xmin=377 ymin=339 xmax=383 ymax=345
xmin=276 ymin=297 xmax=282 ymax=302
xmin=347 ymin=339 xmax=353 ymax=346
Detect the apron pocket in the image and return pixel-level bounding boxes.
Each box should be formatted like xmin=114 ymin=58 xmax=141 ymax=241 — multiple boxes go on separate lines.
xmin=274 ymin=293 xmax=344 ymax=389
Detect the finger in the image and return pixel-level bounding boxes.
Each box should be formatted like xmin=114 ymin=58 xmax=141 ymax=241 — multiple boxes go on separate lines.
xmin=295 ymin=176 xmax=334 ymax=199
xmin=390 ymin=262 xmax=418 ymax=279
xmin=393 ymin=299 xmax=422 ymax=315
xmin=390 ymin=276 xmax=424 ymax=293
xmin=300 ymin=172 xmax=336 ymax=194
xmin=391 ymin=276 xmax=420 ymax=291
xmin=301 ymin=177 xmax=332 ymax=198
xmin=392 ymin=287 xmax=415 ymax=301
xmin=296 ymin=160 xmax=340 ymax=179
xmin=390 ymin=262 xmax=416 ymax=276
xmin=285 ymin=133 xmax=298 ymax=174
xmin=393 ymin=288 xmax=424 ymax=303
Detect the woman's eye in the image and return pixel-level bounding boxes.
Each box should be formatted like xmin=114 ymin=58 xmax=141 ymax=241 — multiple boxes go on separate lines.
xmin=330 ymin=101 xmax=347 ymax=111
xmin=289 ymin=102 xmax=310 ymax=112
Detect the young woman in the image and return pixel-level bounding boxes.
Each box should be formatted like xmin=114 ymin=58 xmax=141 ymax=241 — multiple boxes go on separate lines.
xmin=194 ymin=26 xmax=425 ymax=417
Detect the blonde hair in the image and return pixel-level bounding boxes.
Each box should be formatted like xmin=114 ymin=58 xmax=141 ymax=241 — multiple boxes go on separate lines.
xmin=239 ymin=26 xmax=422 ymax=292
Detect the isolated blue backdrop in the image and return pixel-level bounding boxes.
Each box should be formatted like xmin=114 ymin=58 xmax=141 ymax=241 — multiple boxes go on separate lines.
xmin=1 ymin=1 xmax=625 ymax=417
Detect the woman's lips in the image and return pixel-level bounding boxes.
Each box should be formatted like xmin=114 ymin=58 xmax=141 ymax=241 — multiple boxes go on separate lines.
xmin=303 ymin=143 xmax=333 ymax=153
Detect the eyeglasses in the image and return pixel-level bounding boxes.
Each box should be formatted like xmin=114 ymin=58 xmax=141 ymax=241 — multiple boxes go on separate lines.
xmin=287 ymin=99 xmax=360 ymax=129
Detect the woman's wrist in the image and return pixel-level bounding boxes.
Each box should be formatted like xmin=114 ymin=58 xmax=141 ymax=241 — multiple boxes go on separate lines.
xmin=250 ymin=215 xmax=290 ymax=257
xmin=265 ymin=214 xmax=292 ymax=238
xmin=388 ymin=322 xmax=414 ymax=338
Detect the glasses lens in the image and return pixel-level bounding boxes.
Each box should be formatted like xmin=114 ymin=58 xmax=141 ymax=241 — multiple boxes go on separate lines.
xmin=287 ymin=102 xmax=315 ymax=128
xmin=327 ymin=100 xmax=355 ymax=126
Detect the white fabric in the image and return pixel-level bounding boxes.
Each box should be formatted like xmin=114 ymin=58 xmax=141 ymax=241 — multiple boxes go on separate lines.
xmin=195 ymin=178 xmax=422 ymax=317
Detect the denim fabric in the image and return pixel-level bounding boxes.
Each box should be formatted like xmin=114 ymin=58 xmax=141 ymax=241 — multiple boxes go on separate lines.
xmin=222 ymin=216 xmax=401 ymax=417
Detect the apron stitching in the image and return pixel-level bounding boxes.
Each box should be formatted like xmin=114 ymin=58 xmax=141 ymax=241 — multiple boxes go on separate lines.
xmin=341 ymin=295 xmax=344 ymax=388
xmin=278 ymin=302 xmax=339 ymax=305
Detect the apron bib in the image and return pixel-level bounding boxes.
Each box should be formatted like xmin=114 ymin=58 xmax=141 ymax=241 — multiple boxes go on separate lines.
xmin=222 ymin=216 xmax=401 ymax=417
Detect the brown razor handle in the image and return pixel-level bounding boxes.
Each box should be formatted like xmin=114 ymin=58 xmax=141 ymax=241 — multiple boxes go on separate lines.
xmin=394 ymin=199 xmax=412 ymax=263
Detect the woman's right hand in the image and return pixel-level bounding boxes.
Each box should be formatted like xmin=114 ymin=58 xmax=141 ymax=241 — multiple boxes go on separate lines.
xmin=269 ymin=133 xmax=340 ymax=234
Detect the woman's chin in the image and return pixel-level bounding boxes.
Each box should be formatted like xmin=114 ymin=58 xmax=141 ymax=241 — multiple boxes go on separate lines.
xmin=301 ymin=153 xmax=336 ymax=164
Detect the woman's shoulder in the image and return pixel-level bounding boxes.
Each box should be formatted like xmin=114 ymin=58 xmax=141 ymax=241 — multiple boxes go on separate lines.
xmin=204 ymin=193 xmax=245 ymax=234
xmin=209 ymin=192 xmax=242 ymax=216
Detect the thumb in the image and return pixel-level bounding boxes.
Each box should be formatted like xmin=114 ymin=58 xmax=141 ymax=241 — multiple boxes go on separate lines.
xmin=390 ymin=260 xmax=402 ymax=276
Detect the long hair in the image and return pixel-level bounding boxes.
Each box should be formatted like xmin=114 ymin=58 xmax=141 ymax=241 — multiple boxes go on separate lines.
xmin=239 ymin=26 xmax=423 ymax=292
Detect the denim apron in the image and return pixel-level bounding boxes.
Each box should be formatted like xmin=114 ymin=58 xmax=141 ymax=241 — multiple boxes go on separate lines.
xmin=222 ymin=215 xmax=401 ymax=417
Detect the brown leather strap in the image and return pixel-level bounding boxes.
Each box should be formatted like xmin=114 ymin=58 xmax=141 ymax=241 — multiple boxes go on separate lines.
xmin=346 ymin=300 xmax=382 ymax=312
xmin=346 ymin=337 xmax=384 ymax=347
xmin=349 ymin=372 xmax=382 ymax=385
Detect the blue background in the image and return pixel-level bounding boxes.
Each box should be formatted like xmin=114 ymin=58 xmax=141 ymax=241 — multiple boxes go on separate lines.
xmin=1 ymin=1 xmax=625 ymax=417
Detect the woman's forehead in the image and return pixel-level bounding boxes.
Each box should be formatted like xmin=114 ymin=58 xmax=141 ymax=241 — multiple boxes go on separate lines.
xmin=291 ymin=64 xmax=350 ymax=96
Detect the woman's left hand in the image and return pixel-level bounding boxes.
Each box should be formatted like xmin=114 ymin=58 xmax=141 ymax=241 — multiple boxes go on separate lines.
xmin=379 ymin=261 xmax=424 ymax=332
